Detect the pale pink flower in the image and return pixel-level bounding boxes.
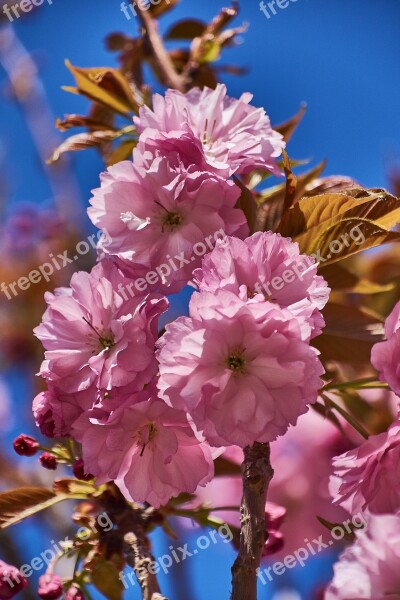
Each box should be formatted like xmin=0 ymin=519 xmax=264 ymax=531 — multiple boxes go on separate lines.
xmin=371 ymin=300 xmax=400 ymax=395
xmin=157 ymin=290 xmax=324 ymax=447
xmin=194 ymin=232 xmax=330 ymax=340
xmin=325 ymin=513 xmax=400 ymax=599
xmin=88 ymin=157 xmax=248 ymax=292
xmin=330 ymin=415 xmax=400 ymax=515
xmin=34 ymin=261 xmax=167 ymax=393
xmin=134 ymin=123 xmax=230 ymax=177
xmin=33 ymin=386 xmax=94 ymax=438
xmin=195 ymin=412 xmax=351 ymax=559
xmin=134 ymin=84 xmax=285 ymax=175
xmin=269 ymin=410 xmax=354 ymax=556
xmin=72 ymin=394 xmax=214 ymax=508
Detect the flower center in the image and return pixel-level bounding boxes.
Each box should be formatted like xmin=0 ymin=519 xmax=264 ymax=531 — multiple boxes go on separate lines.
xmin=202 ymin=118 xmax=218 ymax=147
xmin=83 ymin=317 xmax=115 ymax=353
xmin=99 ymin=335 xmax=115 ymax=350
xmin=155 ymin=200 xmax=183 ymax=232
xmin=163 ymin=211 xmax=182 ymax=230
xmin=226 ymin=349 xmax=246 ymax=374
xmin=138 ymin=422 xmax=157 ymax=456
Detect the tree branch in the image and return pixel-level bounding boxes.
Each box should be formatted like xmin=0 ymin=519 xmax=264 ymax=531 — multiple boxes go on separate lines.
xmin=231 ymin=443 xmax=274 ymax=600
xmin=124 ymin=529 xmax=167 ymax=600
xmin=102 ymin=487 xmax=167 ymax=600
xmin=134 ymin=4 xmax=186 ymax=92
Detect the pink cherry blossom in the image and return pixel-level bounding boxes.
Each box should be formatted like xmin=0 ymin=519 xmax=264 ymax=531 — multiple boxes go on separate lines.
xmin=330 ymin=414 xmax=400 ymax=515
xmin=33 ymin=386 xmax=94 ymax=438
xmin=157 ymin=290 xmax=324 ymax=447
xmin=34 ymin=261 xmax=167 ymax=394
xmin=371 ymin=300 xmax=400 ymax=395
xmin=194 ymin=232 xmax=330 ymax=340
xmin=72 ymin=393 xmax=214 ymax=508
xmin=134 ymin=123 xmax=230 ymax=178
xmin=325 ymin=513 xmax=400 ymax=599
xmin=88 ymin=155 xmax=248 ymax=293
xmin=134 ymin=84 xmax=285 ymax=175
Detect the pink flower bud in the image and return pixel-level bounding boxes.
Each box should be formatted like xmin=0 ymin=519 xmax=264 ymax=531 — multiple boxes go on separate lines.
xmin=64 ymin=585 xmax=84 ymax=600
xmin=13 ymin=434 xmax=39 ymax=457
xmin=38 ymin=574 xmax=63 ymax=600
xmin=262 ymin=530 xmax=285 ymax=556
xmin=39 ymin=453 xmax=58 ymax=471
xmin=0 ymin=560 xmax=28 ymax=599
xmin=72 ymin=459 xmax=93 ymax=482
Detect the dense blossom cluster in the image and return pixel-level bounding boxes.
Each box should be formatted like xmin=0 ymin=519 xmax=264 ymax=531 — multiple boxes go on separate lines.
xmin=11 ymin=71 xmax=400 ymax=600
xmin=324 ymin=300 xmax=400 ymax=599
xmin=33 ymin=85 xmax=329 ymax=511
xmin=330 ymin=414 xmax=400 ymax=515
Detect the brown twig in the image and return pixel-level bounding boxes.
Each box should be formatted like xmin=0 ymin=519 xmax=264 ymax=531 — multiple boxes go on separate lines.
xmin=231 ymin=443 xmax=274 ymax=600
xmin=100 ymin=486 xmax=168 ymax=600
xmin=134 ymin=4 xmax=186 ymax=93
xmin=124 ymin=529 xmax=167 ymax=600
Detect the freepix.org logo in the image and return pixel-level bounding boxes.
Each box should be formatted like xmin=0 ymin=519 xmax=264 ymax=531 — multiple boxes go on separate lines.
xmin=120 ymin=0 xmax=171 ymax=20
xmin=259 ymin=0 xmax=300 ymax=20
xmin=3 ymin=0 xmax=54 ymax=22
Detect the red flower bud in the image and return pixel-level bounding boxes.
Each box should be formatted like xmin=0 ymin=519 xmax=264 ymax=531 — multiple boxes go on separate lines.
xmin=73 ymin=459 xmax=93 ymax=482
xmin=38 ymin=574 xmax=63 ymax=600
xmin=0 ymin=560 xmax=28 ymax=599
xmin=13 ymin=434 xmax=39 ymax=457
xmin=39 ymin=453 xmax=58 ymax=471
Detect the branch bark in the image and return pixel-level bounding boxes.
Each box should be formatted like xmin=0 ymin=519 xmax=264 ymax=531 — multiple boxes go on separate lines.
xmin=134 ymin=4 xmax=186 ymax=92
xmin=102 ymin=487 xmax=168 ymax=600
xmin=231 ymin=443 xmax=274 ymax=600
xmin=124 ymin=529 xmax=167 ymax=600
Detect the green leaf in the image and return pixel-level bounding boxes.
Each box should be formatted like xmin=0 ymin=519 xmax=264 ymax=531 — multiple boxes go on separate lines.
xmin=48 ymin=126 xmax=136 ymax=164
xmin=0 ymin=488 xmax=64 ymax=529
xmin=322 ymin=263 xmax=394 ymax=294
xmin=281 ymin=149 xmax=297 ymax=213
xmin=106 ymin=139 xmax=137 ymax=166
xmin=275 ymin=104 xmax=307 ymax=143
xmin=244 ymin=159 xmax=310 ymax=191
xmin=313 ymin=303 xmax=384 ymax=364
xmin=148 ymin=0 xmax=179 ymax=17
xmin=255 ymin=161 xmax=326 ymax=232
xmin=197 ymin=39 xmax=222 ymax=64
xmin=233 ymin=176 xmax=257 ymax=233
xmin=278 ymin=188 xmax=400 ymax=266
xmin=64 ymin=61 xmax=139 ymax=116
xmin=91 ymin=559 xmax=124 ymax=600
xmin=165 ymin=19 xmax=207 ymax=40
xmin=316 ymin=516 xmax=356 ymax=542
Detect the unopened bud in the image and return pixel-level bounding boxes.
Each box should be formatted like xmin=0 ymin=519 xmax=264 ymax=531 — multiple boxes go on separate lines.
xmin=0 ymin=560 xmax=28 ymax=598
xmin=73 ymin=459 xmax=93 ymax=482
xmin=39 ymin=453 xmax=58 ymax=471
xmin=38 ymin=574 xmax=63 ymax=600
xmin=13 ymin=434 xmax=39 ymax=457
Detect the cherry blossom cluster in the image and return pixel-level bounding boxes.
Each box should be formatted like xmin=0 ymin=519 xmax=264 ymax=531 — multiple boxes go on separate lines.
xmin=325 ymin=300 xmax=400 ymax=598
xmin=33 ymin=84 xmax=328 ymax=510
